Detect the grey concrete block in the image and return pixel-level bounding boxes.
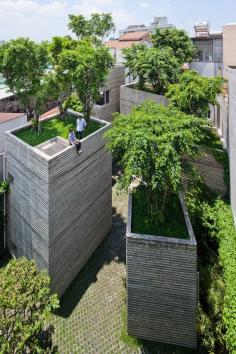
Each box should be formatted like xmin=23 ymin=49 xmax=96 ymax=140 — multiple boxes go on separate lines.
xmin=126 ymin=193 xmax=198 ymax=349
xmin=120 ymin=84 xmax=168 ymax=115
xmin=5 ymin=116 xmax=112 ymax=296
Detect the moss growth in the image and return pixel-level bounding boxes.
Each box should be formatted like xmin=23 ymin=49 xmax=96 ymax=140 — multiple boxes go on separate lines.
xmin=131 ymin=188 xmax=189 ymax=239
xmin=14 ymin=114 xmax=103 ymax=147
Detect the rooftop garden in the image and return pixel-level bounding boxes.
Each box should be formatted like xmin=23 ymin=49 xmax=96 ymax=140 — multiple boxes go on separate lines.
xmin=132 ymin=187 xmax=189 ymax=239
xmin=14 ymin=114 xmax=103 ymax=147
xmin=105 ymin=101 xmax=207 ymax=239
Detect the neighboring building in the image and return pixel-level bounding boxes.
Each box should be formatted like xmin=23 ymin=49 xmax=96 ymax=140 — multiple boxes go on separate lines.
xmin=119 ymin=16 xmax=174 ymax=36
xmin=106 ymin=31 xmax=151 ymax=64
xmin=0 ymin=88 xmax=23 ymax=113
xmin=208 ymin=25 xmax=236 ymax=223
xmin=92 ymin=65 xmax=126 ymax=121
xmin=223 ymin=23 xmax=236 ymax=67
xmin=5 ymin=114 xmax=112 ymax=296
xmin=190 ymin=22 xmax=223 ymax=77
xmin=0 ymin=112 xmax=27 ymax=153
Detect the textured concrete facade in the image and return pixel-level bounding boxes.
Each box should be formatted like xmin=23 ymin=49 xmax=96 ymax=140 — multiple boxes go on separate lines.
xmin=92 ymin=65 xmax=125 ymax=121
xmin=126 ymin=193 xmax=197 ymax=349
xmin=0 ymin=114 xmax=27 ymax=153
xmin=193 ymin=148 xmax=227 ymax=196
xmin=226 ymin=66 xmax=236 ymax=223
xmin=120 ymin=84 xmax=168 ymax=115
xmin=5 ymin=115 xmax=112 ymax=295
xmin=223 ymin=24 xmax=236 ymax=67
xmin=189 ymin=62 xmax=222 ymax=77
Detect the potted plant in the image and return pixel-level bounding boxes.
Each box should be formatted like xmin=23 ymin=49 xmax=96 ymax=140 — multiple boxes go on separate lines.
xmin=105 ymin=100 xmax=207 ymax=348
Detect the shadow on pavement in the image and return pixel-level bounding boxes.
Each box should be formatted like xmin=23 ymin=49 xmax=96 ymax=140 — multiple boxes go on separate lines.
xmin=57 ymin=206 xmax=126 ymax=318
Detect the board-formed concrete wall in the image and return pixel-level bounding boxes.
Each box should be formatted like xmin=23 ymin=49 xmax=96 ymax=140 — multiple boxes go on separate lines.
xmin=120 ymin=84 xmax=168 ymax=115
xmin=193 ymin=148 xmax=227 ymax=196
xmin=5 ymin=116 xmax=112 ymax=295
xmin=0 ymin=114 xmax=27 ymax=153
xmin=92 ymin=65 xmax=125 ymax=121
xmin=126 ymin=193 xmax=197 ymax=349
xmin=225 ymin=66 xmax=236 ymax=224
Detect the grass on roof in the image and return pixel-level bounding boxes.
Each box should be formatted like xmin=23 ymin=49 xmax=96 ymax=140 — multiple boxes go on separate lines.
xmin=14 ymin=114 xmax=103 ymax=147
xmin=131 ymin=187 xmax=189 ymax=239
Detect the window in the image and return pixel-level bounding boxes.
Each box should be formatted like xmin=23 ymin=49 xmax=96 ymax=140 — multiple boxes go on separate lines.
xmin=96 ymin=90 xmax=110 ymax=106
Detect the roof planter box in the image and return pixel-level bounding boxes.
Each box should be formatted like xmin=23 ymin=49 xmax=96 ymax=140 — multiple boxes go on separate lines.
xmin=120 ymin=83 xmax=168 ymax=115
xmin=126 ymin=191 xmax=198 ymax=349
xmin=5 ymin=112 xmax=112 ymax=296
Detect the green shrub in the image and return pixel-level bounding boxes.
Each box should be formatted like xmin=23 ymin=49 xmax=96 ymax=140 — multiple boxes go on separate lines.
xmin=201 ymin=199 xmax=236 ymax=353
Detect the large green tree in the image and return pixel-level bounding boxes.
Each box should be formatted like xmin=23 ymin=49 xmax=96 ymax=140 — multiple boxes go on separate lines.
xmin=166 ymin=70 xmax=224 ymax=117
xmin=57 ymin=39 xmax=114 ymax=122
xmin=152 ymin=28 xmax=197 ymax=64
xmin=105 ymin=100 xmax=207 ymax=220
xmin=0 ymin=38 xmax=49 ymax=119
xmin=0 ymin=257 xmax=59 ymax=353
xmin=123 ymin=46 xmax=181 ymax=94
xmin=68 ymin=13 xmax=115 ymax=42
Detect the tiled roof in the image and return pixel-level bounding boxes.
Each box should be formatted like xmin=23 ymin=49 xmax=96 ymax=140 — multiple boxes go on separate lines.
xmin=106 ymin=40 xmax=143 ymax=49
xmin=119 ymin=31 xmax=150 ymax=41
xmin=0 ymin=112 xmax=25 ymax=124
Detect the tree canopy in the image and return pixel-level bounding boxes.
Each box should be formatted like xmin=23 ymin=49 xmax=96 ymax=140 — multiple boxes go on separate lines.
xmin=0 ymin=38 xmax=49 ymax=118
xmin=152 ymin=28 xmax=197 ymax=64
xmin=166 ymin=70 xmax=224 ymax=117
xmin=123 ymin=46 xmax=180 ymax=94
xmin=0 ymin=257 xmax=59 ymax=353
xmin=56 ymin=38 xmax=114 ymax=121
xmin=105 ymin=100 xmax=207 ymax=218
xmin=68 ymin=13 xmax=115 ymax=42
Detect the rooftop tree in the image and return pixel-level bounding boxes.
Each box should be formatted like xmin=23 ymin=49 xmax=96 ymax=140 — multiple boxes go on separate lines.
xmin=105 ymin=100 xmax=207 ymax=222
xmin=68 ymin=13 xmax=115 ymax=42
xmin=152 ymin=28 xmax=197 ymax=64
xmin=166 ymin=70 xmax=224 ymax=117
xmin=0 ymin=257 xmax=59 ymax=353
xmin=0 ymin=38 xmax=49 ymax=120
xmin=123 ymin=46 xmax=181 ymax=94
xmin=56 ymin=38 xmax=114 ymax=122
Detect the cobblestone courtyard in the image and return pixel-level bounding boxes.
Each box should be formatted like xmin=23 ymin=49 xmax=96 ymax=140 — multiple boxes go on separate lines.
xmin=52 ymin=186 xmax=196 ymax=354
xmin=52 ymin=187 xmax=140 ymax=353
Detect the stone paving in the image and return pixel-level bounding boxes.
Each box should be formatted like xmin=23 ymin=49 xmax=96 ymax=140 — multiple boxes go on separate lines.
xmin=52 ymin=186 xmax=141 ymax=354
xmin=52 ymin=185 xmax=196 ymax=354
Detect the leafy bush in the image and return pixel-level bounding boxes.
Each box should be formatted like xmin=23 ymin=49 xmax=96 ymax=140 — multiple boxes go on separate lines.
xmin=202 ymin=199 xmax=236 ymax=353
xmin=62 ymin=93 xmax=83 ymax=113
xmin=106 ymin=100 xmax=207 ymax=223
xmin=166 ymin=70 xmax=224 ymax=118
xmin=0 ymin=257 xmax=59 ymax=353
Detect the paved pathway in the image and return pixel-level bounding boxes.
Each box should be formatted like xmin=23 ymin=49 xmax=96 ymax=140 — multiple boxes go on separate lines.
xmin=52 ymin=187 xmax=141 ymax=353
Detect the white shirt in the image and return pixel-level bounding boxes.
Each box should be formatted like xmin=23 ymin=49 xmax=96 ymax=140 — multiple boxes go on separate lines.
xmin=76 ymin=118 xmax=86 ymax=132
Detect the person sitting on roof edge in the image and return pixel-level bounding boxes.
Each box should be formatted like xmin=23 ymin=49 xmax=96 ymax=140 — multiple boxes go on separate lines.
xmin=69 ymin=128 xmax=81 ymax=154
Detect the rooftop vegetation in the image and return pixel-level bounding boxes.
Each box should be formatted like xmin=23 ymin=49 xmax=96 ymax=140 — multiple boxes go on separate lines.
xmin=14 ymin=114 xmax=102 ymax=147
xmin=105 ymin=100 xmax=207 ymax=227
xmin=132 ymin=187 xmax=189 ymax=239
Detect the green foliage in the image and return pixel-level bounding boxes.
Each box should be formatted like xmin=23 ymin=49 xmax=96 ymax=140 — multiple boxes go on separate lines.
xmin=0 ymin=257 xmax=59 ymax=353
xmin=201 ymin=199 xmax=236 ymax=353
xmin=15 ymin=115 xmax=102 ymax=147
xmin=0 ymin=181 xmax=9 ymax=194
xmin=152 ymin=28 xmax=197 ymax=64
xmin=0 ymin=38 xmax=49 ymax=118
xmin=106 ymin=100 xmax=207 ymax=220
xmin=132 ymin=187 xmax=189 ymax=238
xmin=62 ymin=93 xmax=82 ymax=113
xmin=56 ymin=38 xmax=114 ymax=122
xmin=166 ymin=70 xmax=224 ymax=117
xmin=68 ymin=13 xmax=115 ymax=41
xmin=123 ymin=45 xmax=181 ymax=94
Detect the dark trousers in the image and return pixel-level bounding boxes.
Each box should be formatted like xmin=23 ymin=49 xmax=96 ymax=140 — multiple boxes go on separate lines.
xmin=75 ymin=141 xmax=81 ymax=152
xmin=76 ymin=131 xmax=83 ymax=139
